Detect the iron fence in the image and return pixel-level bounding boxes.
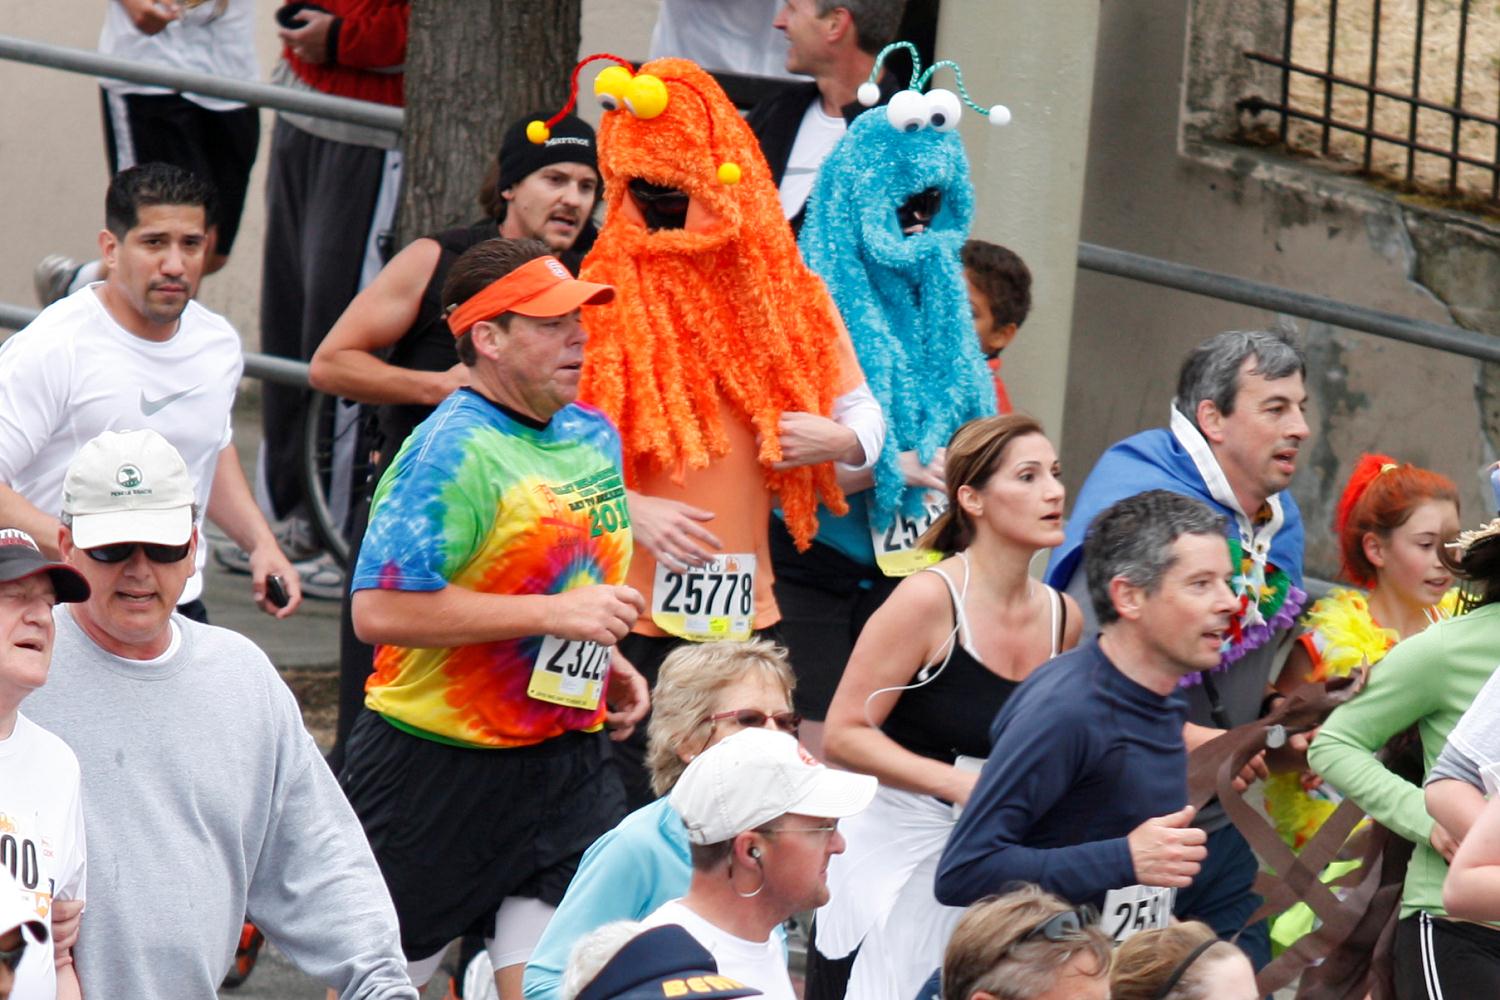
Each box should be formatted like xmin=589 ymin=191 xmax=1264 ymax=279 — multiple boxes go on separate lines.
xmin=1240 ymin=0 xmax=1500 ymax=201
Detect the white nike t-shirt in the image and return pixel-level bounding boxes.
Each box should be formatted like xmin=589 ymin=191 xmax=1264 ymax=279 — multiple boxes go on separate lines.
xmin=641 ymin=900 xmax=796 ymax=1000
xmin=0 ymin=285 xmax=242 ymax=603
xmin=0 ymin=712 xmax=87 ymax=1000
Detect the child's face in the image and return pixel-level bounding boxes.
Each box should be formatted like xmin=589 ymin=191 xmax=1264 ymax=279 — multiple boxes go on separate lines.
xmin=965 ymin=270 xmax=1016 ymax=357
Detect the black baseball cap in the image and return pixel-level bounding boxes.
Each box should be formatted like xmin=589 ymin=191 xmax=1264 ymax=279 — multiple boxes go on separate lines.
xmin=0 ymin=528 xmax=89 ymax=602
xmin=574 ymin=926 xmax=763 ymax=1000
xmin=498 ymin=112 xmax=598 ymax=192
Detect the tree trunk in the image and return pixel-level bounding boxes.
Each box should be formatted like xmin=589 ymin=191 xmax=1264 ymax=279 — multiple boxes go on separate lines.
xmin=400 ymin=0 xmax=582 ymax=244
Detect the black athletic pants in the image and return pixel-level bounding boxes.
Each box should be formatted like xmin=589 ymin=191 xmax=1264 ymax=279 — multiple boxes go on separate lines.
xmin=259 ymin=116 xmax=393 ymax=520
xmin=1393 ymin=911 xmax=1500 ymax=998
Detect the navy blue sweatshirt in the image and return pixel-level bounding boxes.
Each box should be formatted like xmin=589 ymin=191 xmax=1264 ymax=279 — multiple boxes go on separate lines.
xmin=935 ymin=638 xmax=1188 ymax=908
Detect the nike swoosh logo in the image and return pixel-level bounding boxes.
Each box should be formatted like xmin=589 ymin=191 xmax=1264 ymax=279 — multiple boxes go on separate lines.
xmin=140 ymin=387 xmax=197 ymax=416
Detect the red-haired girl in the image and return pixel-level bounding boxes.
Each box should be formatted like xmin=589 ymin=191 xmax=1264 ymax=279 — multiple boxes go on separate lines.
xmin=1266 ymin=453 xmax=1459 ymax=949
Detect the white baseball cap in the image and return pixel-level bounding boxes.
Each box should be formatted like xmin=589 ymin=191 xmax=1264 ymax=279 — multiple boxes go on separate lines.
xmin=0 ymin=864 xmax=49 ymax=944
xmin=62 ymin=429 xmax=196 ymax=549
xmin=669 ymin=728 xmax=876 ymax=845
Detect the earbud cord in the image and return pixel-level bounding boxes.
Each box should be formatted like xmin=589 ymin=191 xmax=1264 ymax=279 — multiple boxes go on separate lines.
xmin=863 ymin=552 xmax=970 ymax=728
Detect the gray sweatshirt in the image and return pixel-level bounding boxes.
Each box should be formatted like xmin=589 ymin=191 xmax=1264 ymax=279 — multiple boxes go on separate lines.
xmin=24 ymin=607 xmax=417 ymax=1000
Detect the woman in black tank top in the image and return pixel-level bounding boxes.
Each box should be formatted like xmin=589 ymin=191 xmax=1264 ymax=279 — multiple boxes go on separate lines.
xmin=809 ymin=415 xmax=1084 ymax=1000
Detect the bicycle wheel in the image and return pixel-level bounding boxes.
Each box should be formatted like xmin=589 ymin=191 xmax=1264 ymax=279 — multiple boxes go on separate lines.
xmin=301 ymin=389 xmax=378 ymax=568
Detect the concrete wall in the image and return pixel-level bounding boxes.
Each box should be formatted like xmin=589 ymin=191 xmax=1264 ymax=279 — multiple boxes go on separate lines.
xmin=1068 ymin=0 xmax=1496 ymax=579
xmin=0 ymin=1 xmax=660 ymax=349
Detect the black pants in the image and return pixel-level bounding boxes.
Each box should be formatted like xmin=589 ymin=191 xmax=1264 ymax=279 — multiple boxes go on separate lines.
xmin=768 ymin=515 xmax=897 ymax=721
xmin=259 ymin=117 xmax=396 ymax=520
xmin=611 ymin=633 xmax=686 ymax=811
xmin=1393 ymin=911 xmax=1500 ymax=998
xmin=101 ymin=89 xmax=260 ymax=254
xmin=327 ymin=491 xmax=375 ymax=775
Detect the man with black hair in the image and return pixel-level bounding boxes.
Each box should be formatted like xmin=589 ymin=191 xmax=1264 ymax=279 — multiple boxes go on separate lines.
xmin=750 ymin=0 xmax=908 ymax=227
xmin=0 ymin=163 xmax=301 ymax=621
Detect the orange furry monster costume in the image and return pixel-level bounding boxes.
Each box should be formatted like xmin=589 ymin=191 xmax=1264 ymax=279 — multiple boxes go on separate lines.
xmin=528 ymin=55 xmax=870 ymax=639
xmin=570 ymin=56 xmax=852 ymax=545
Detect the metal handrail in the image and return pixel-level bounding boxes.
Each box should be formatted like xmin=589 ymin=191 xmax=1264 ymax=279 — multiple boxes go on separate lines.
xmin=0 ymin=302 xmax=310 ymax=388
xmin=0 ymin=34 xmax=402 ymax=133
xmin=6 ymin=242 xmax=1499 ymax=388
xmin=1077 ymin=242 xmax=1500 ymax=365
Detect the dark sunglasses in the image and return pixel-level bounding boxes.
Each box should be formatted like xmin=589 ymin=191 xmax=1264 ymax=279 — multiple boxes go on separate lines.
xmin=83 ymin=540 xmax=192 ymax=564
xmin=701 ymin=708 xmax=802 ymax=736
xmin=0 ymin=935 xmax=26 ymax=973
xmin=1018 ymin=905 xmax=1100 ymax=946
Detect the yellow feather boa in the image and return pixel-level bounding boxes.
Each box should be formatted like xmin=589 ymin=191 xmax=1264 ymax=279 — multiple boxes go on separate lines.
xmin=1266 ymin=586 xmax=1458 ymax=848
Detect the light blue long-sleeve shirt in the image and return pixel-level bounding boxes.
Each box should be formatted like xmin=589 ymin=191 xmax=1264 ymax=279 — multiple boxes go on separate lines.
xmin=523 ymin=797 xmax=691 ymax=1000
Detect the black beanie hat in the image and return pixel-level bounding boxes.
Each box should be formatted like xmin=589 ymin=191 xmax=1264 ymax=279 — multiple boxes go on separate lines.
xmin=497 ymin=113 xmax=598 ymax=192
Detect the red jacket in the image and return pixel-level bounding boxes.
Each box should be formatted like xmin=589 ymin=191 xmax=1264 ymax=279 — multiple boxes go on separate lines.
xmin=283 ymin=0 xmax=408 ymax=107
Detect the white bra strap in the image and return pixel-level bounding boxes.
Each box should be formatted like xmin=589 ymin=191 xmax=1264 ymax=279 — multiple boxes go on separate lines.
xmin=924 ymin=553 xmax=978 ymax=656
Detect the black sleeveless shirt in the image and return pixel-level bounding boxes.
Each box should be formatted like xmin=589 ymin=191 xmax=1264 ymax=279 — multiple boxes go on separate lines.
xmin=372 ymin=217 xmax=599 ymax=466
xmin=880 ymin=570 xmax=1063 ymax=765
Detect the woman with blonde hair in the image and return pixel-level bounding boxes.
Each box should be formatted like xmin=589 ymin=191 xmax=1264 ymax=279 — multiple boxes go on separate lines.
xmin=933 ymin=885 xmax=1110 ymax=1000
xmin=1110 ymin=921 xmax=1258 ymax=1000
xmin=522 ymin=639 xmax=798 ymax=1000
xmin=813 ymin=415 xmax=1082 ymax=1000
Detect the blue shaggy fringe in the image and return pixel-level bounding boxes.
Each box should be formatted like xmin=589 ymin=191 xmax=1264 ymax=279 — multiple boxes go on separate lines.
xmin=799 ymin=108 xmax=997 ymax=530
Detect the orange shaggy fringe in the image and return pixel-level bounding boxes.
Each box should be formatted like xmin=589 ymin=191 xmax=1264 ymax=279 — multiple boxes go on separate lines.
xmin=579 ymin=58 xmax=848 ymax=548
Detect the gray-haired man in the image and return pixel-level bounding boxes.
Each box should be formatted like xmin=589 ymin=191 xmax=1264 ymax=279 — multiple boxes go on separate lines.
xmin=1042 ymin=329 xmax=1312 ymax=967
xmin=23 ymin=429 xmax=415 ymax=1000
xmin=937 ymin=491 xmax=1229 ymax=934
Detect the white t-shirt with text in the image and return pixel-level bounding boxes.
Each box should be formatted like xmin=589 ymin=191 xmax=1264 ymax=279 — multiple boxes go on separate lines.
xmin=0 ymin=712 xmax=87 ymax=1000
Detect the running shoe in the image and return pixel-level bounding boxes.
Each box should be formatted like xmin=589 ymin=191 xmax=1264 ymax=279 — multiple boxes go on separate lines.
xmin=33 ymin=255 xmax=81 ymax=306
xmin=293 ymin=551 xmax=346 ymax=601
xmin=220 ymin=921 xmax=264 ymax=989
xmin=211 ymin=516 xmax=324 ymax=576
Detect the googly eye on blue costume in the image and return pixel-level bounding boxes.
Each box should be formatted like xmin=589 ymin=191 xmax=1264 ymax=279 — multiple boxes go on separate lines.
xmin=799 ymin=43 xmax=1010 ymax=532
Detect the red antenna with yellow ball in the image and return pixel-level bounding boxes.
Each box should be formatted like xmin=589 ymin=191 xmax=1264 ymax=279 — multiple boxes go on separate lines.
xmin=530 ymin=53 xmax=741 ymax=185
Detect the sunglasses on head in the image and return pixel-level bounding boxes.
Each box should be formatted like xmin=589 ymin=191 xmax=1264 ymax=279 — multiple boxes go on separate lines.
xmin=0 ymin=935 xmax=26 ymax=973
xmin=702 ymin=708 xmax=801 ymax=736
xmin=83 ymin=540 xmax=191 ymax=564
xmin=1018 ymin=905 xmax=1099 ymax=946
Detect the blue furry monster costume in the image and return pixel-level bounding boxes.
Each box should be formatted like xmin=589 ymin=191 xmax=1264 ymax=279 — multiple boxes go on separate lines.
xmin=798 ymin=49 xmax=1001 ymax=532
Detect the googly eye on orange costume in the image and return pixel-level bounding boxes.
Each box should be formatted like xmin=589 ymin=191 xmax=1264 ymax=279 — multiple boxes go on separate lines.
xmin=594 ymin=64 xmax=633 ymax=111
xmin=562 ymin=56 xmax=864 ymax=637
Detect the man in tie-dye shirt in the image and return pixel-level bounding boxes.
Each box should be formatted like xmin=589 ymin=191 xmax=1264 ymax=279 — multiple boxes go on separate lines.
xmin=342 ymin=237 xmax=650 ymax=1000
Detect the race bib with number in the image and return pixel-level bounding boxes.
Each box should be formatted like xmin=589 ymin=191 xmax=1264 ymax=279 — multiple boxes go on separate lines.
xmin=527 ymin=634 xmax=608 ymax=710
xmin=870 ymin=497 xmax=947 ymax=577
xmin=651 ymin=553 xmax=756 ymax=641
xmin=1101 ymin=884 xmax=1176 ymax=943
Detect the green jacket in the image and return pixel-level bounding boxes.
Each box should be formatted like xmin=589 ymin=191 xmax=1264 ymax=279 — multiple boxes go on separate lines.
xmin=1308 ymin=601 xmax=1500 ymax=921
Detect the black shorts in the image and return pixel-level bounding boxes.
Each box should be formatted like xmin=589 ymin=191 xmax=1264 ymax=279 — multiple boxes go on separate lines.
xmin=338 ymin=711 xmax=626 ymax=960
xmin=100 ymin=88 xmax=260 ymax=255
xmin=1393 ymin=911 xmax=1500 ymax=999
